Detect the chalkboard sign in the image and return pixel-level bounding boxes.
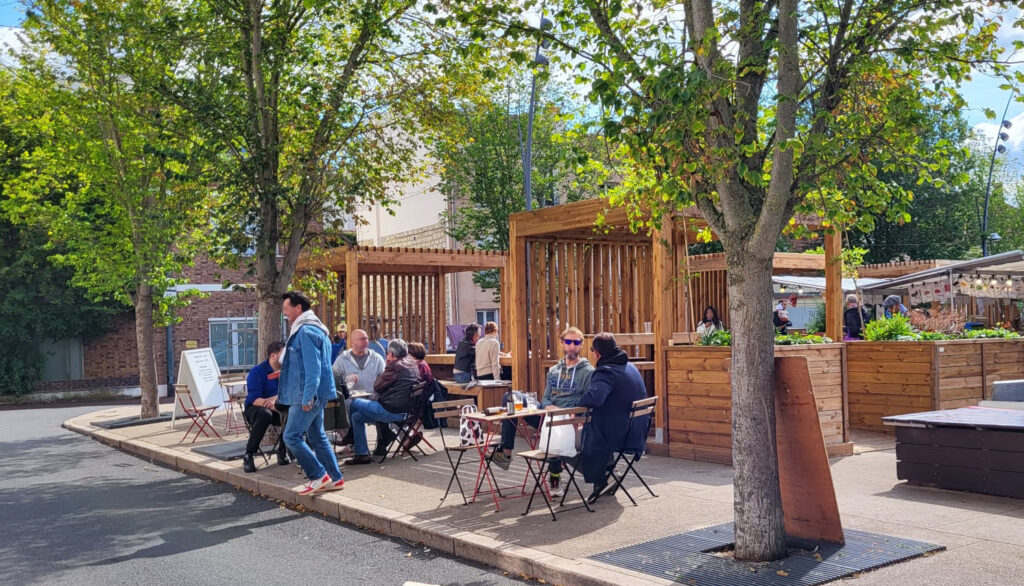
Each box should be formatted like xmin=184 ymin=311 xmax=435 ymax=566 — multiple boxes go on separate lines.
xmin=172 ymin=348 xmax=225 ymax=423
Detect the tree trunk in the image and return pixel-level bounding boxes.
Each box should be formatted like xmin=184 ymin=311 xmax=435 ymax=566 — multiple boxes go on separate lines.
xmin=134 ymin=283 xmax=160 ymax=419
xmin=727 ymin=248 xmax=787 ymax=561
xmin=256 ymin=284 xmax=286 ymax=361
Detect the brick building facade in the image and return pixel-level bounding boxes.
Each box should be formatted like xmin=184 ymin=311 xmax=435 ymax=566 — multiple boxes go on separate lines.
xmin=36 ymin=257 xmax=260 ymax=396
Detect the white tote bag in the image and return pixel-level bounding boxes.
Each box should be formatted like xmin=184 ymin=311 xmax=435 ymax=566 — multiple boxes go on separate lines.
xmin=459 ymin=404 xmax=483 ymax=446
xmin=537 ymin=415 xmax=578 ymax=457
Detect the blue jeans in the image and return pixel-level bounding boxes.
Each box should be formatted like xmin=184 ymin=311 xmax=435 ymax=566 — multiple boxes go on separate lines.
xmin=453 ymin=371 xmax=472 ymax=383
xmin=283 ymin=403 xmax=342 ymax=482
xmin=349 ymin=398 xmax=406 ymax=456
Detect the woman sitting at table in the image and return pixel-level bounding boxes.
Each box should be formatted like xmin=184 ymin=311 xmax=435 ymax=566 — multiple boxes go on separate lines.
xmin=489 ymin=326 xmax=593 ymax=498
xmin=696 ymin=306 xmax=723 ymax=339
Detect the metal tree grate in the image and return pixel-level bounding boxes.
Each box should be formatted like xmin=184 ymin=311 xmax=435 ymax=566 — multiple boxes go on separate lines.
xmin=91 ymin=412 xmax=173 ymax=429
xmin=590 ymin=522 xmax=944 ymax=585
xmin=191 ymin=440 xmax=249 ymax=461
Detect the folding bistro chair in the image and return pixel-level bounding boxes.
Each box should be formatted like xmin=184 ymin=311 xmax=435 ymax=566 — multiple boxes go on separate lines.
xmin=434 ymin=399 xmax=501 ymax=505
xmin=174 ymin=384 xmax=222 ymax=443
xmin=379 ymin=380 xmax=431 ymax=463
xmin=518 ymin=406 xmax=593 ymax=521
xmin=218 ymin=374 xmax=249 ymax=434
xmin=233 ymin=394 xmax=283 ymax=466
xmin=606 ymin=396 xmax=658 ymax=505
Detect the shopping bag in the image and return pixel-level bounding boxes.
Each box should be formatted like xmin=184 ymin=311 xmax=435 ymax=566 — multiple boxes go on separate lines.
xmin=459 ymin=404 xmax=483 ymax=446
xmin=537 ymin=415 xmax=578 ymax=457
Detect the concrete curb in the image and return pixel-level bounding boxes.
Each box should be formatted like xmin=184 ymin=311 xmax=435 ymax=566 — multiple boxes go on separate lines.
xmin=63 ymin=413 xmax=672 ymax=586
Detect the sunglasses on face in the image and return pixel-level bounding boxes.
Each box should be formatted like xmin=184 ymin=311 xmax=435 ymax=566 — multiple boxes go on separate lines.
xmin=562 ymin=338 xmax=583 ymax=346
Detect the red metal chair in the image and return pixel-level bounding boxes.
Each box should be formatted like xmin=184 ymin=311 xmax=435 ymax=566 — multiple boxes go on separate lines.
xmin=174 ymin=384 xmax=222 ymax=443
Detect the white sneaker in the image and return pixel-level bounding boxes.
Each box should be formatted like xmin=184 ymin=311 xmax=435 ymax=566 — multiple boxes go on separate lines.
xmin=296 ymin=473 xmax=331 ymax=496
xmin=549 ymin=482 xmax=564 ymax=499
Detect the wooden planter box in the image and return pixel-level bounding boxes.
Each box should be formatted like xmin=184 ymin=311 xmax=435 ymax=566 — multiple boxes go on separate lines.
xmin=663 ymin=344 xmax=850 ymax=465
xmin=847 ymin=338 xmax=1024 ymax=430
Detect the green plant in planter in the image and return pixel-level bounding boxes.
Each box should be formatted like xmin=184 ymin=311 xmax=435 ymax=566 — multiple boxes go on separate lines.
xmin=806 ymin=302 xmax=827 ymax=334
xmin=699 ymin=329 xmax=732 ymax=346
xmin=918 ymin=331 xmax=953 ymax=341
xmin=775 ymin=333 xmax=834 ymax=345
xmin=961 ymin=328 xmax=1020 ymax=339
xmin=864 ymin=315 xmax=917 ymax=341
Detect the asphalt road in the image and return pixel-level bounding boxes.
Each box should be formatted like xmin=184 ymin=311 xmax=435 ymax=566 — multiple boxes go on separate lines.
xmin=0 ymin=405 xmax=529 ymax=586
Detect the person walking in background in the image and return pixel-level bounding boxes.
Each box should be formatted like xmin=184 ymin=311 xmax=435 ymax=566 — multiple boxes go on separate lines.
xmin=277 ymin=291 xmax=344 ymax=495
xmin=696 ymin=306 xmax=723 ymax=338
xmin=773 ymin=308 xmax=793 ymax=334
xmin=452 ymin=323 xmax=480 ymax=383
xmin=242 ymin=341 xmax=288 ymax=473
xmin=843 ymin=293 xmax=871 ymax=340
xmin=882 ymin=295 xmax=910 ymax=319
xmin=475 ymin=321 xmax=503 ymax=380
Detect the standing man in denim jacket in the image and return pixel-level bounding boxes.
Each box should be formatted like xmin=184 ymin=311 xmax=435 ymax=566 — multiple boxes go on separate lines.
xmin=277 ymin=291 xmax=344 ymax=496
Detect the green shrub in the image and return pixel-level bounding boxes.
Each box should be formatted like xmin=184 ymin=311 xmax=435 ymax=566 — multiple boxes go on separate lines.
xmin=806 ymin=302 xmax=827 ymax=334
xmin=960 ymin=327 xmax=1020 ymax=339
xmin=775 ymin=333 xmax=834 ymax=345
xmin=863 ymin=315 xmax=917 ymax=341
xmin=698 ymin=329 xmax=732 ymax=346
xmin=918 ymin=331 xmax=953 ymax=341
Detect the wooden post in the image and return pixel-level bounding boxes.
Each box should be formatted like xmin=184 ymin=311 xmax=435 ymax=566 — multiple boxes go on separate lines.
xmin=435 ymin=268 xmax=447 ymax=353
xmin=651 ymin=224 xmax=674 ymax=443
xmin=824 ymin=231 xmax=843 ymax=341
xmin=499 ymin=265 xmax=509 ymax=347
xmin=508 ymin=220 xmax=528 ymax=390
xmin=345 ymin=249 xmax=359 ymax=334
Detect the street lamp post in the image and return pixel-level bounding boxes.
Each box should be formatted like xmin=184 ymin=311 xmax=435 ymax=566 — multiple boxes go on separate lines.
xmin=523 ymin=16 xmax=552 ymax=211
xmin=981 ymin=93 xmax=1013 ymax=256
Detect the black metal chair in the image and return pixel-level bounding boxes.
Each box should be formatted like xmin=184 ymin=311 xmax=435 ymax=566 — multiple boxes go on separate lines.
xmin=434 ymin=399 xmax=501 ymax=505
xmin=379 ymin=380 xmax=431 ymax=463
xmin=517 ymin=406 xmax=593 ymax=521
xmin=605 ymin=396 xmax=658 ymax=505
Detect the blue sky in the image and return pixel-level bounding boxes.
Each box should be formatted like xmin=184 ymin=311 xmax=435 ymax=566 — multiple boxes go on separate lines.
xmin=0 ymin=2 xmax=22 ymax=28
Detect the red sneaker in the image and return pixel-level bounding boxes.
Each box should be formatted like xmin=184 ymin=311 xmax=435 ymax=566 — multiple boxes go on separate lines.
xmin=297 ymin=473 xmax=331 ymax=496
xmin=322 ymin=477 xmax=345 ymax=491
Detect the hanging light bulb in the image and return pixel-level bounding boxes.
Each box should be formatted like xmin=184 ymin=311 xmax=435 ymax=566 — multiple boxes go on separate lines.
xmin=991 ymin=278 xmax=999 ymax=287
xmin=779 ymin=285 xmax=787 ymax=293
xmin=975 ymin=277 xmax=983 ymax=286
xmin=798 ymin=287 xmax=804 ymax=295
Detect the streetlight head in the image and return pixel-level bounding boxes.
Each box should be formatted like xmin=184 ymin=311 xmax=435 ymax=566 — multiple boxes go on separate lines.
xmin=990 ymin=232 xmax=1001 ymax=242
xmin=1002 ymin=119 xmax=1013 ymax=129
xmin=997 ymin=144 xmax=1007 ymax=154
xmin=533 ymin=54 xmax=549 ymax=67
xmin=999 ymin=131 xmax=1010 ymax=141
xmin=540 ymin=17 xmax=553 ymax=30
xmin=541 ymin=38 xmax=552 ymax=49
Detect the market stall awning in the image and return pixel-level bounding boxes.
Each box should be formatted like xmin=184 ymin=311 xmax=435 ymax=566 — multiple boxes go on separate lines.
xmin=859 ymin=250 xmax=1024 ymax=291
xmin=772 ymin=275 xmax=886 ymax=293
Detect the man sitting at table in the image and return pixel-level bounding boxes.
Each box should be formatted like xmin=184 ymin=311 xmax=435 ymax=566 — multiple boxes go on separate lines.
xmin=343 ymin=339 xmax=420 ymax=465
xmin=242 ymin=341 xmax=288 ymax=473
xmin=579 ymin=332 xmax=649 ymax=503
xmin=489 ymin=326 xmax=593 ymax=497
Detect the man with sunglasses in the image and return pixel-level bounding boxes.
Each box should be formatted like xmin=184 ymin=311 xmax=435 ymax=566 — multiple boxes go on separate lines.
xmin=490 ymin=326 xmax=593 ymax=498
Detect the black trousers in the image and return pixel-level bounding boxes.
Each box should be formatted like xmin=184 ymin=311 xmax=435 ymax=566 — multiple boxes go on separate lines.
xmin=244 ymin=404 xmax=282 ymax=455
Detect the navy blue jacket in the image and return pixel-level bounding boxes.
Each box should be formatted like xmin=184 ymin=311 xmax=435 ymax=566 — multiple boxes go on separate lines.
xmin=244 ymin=360 xmax=278 ymax=409
xmin=578 ymin=348 xmax=650 ymax=483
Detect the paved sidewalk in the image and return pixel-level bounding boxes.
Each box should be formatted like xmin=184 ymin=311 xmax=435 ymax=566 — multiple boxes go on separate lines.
xmin=65 ymin=407 xmax=1024 ymax=585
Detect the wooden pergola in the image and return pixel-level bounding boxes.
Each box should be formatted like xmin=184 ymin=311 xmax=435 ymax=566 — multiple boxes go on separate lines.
xmin=507 ymin=198 xmax=842 ymax=441
xmin=298 ymin=246 xmax=507 ymax=353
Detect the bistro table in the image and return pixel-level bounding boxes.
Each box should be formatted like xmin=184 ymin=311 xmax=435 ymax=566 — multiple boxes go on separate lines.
xmin=462 ymin=407 xmax=551 ymax=511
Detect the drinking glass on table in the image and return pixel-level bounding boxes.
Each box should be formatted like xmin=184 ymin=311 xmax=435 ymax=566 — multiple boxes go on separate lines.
xmin=345 ymin=373 xmax=358 ymax=388
xmin=526 ymin=392 xmax=539 ymax=409
xmin=514 ymin=393 xmax=524 ymax=411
